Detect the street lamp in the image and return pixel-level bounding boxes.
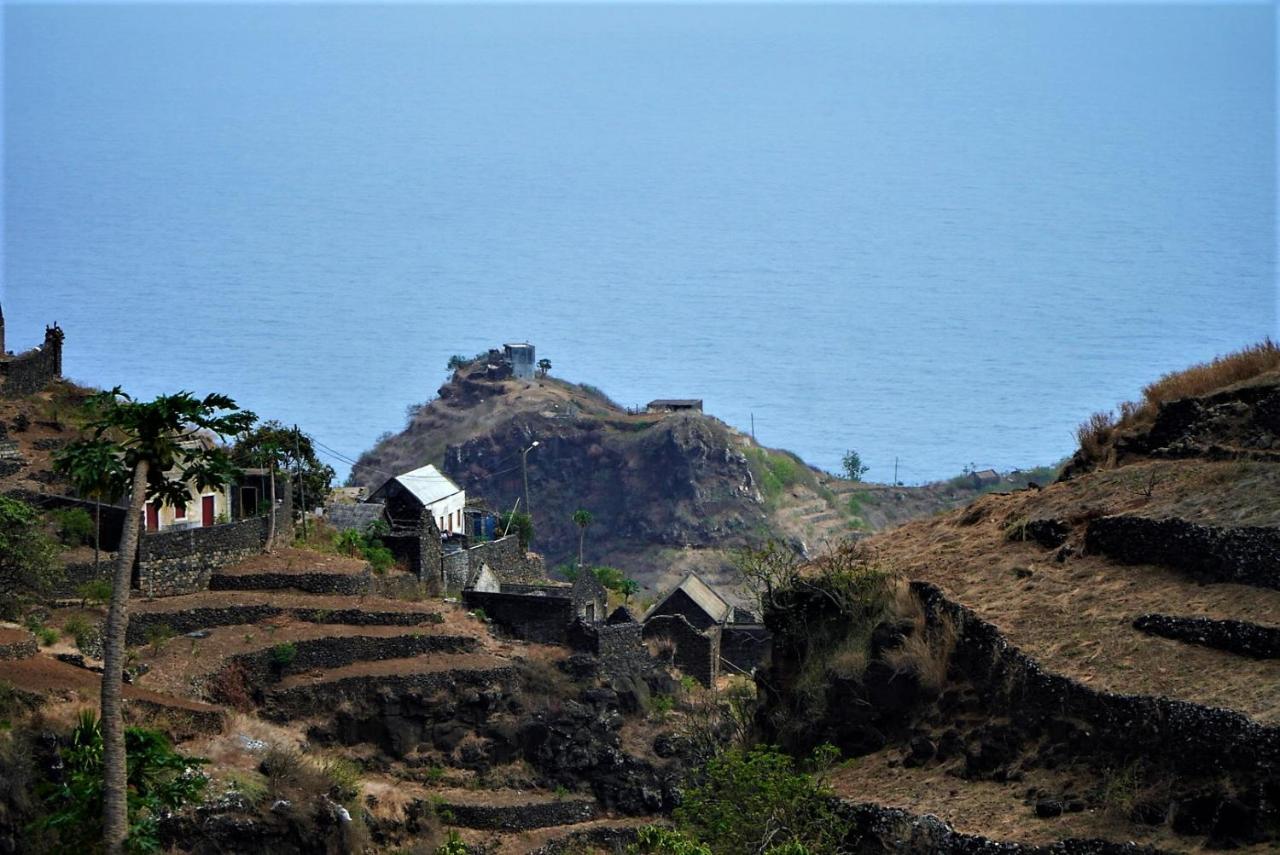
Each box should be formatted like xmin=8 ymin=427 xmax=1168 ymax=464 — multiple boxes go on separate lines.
xmin=522 ymin=441 xmax=540 ymax=517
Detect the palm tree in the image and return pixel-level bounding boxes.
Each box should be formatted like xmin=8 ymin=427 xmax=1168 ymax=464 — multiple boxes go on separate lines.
xmin=55 ymin=388 xmax=254 ymax=853
xmin=619 ymin=577 xmax=640 ymax=605
xmin=572 ymin=508 xmax=593 ymax=568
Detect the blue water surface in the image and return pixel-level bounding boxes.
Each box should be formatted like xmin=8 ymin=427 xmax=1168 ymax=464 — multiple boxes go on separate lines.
xmin=4 ymin=3 xmax=1275 ymax=483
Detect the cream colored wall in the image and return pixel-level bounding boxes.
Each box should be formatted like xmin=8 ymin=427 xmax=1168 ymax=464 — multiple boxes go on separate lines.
xmin=427 ymin=491 xmax=467 ymax=535
xmin=149 ymin=484 xmax=231 ymax=530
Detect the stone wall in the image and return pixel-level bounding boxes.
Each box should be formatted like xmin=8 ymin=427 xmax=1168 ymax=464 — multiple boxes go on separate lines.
xmin=443 ymin=535 xmax=542 ymax=591
xmin=721 ymin=624 xmax=771 ymax=675
xmin=384 ymin=509 xmax=443 ymax=589
xmin=643 ymin=614 xmax=720 ymax=686
xmin=215 ymin=633 xmax=477 ymax=699
xmin=912 ymin=581 xmax=1280 ymax=778
xmin=136 ymin=516 xmax=270 ymax=597
xmin=1086 ymin=515 xmax=1280 ymax=589
xmin=126 ymin=605 xmax=444 ymax=645
xmin=1133 ymin=613 xmax=1280 ymax=659
xmin=462 ymin=589 xmax=574 ymax=643
xmin=0 ymin=325 xmax=63 ymax=398
xmin=0 ymin=630 xmax=37 ymax=661
xmin=432 ymin=796 xmax=597 ymax=831
xmin=210 ymin=569 xmax=370 ymax=596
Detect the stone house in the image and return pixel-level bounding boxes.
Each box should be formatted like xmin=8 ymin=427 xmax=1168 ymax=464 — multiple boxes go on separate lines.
xmin=971 ymin=469 xmax=1001 ymax=489
xmin=368 ymin=463 xmax=467 ymax=535
xmin=644 ymin=572 xmax=731 ymax=631
xmin=144 ymin=437 xmax=236 ymax=532
xmin=642 ymin=572 xmax=771 ymax=686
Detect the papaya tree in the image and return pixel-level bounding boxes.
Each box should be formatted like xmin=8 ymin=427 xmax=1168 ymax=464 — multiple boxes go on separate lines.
xmin=54 ymin=388 xmax=254 ymax=854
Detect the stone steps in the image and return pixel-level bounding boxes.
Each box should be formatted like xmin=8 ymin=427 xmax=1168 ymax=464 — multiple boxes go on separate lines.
xmin=264 ymin=652 xmax=516 ymax=719
xmin=127 ymin=591 xmax=446 ymax=645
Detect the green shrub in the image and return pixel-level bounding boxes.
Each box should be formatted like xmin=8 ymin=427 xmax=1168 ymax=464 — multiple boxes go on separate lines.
xmin=76 ymin=579 xmax=112 ymax=606
xmin=628 ymin=826 xmax=713 ymax=855
xmin=62 ymin=616 xmax=93 ymax=646
xmin=364 ymin=545 xmax=395 ymax=575
xmin=145 ymin=623 xmax=175 ymax=651
xmin=669 ymin=744 xmax=844 ymax=855
xmin=31 ymin=711 xmax=208 ymax=853
xmin=270 ymin=642 xmax=298 ymax=668
xmin=322 ymin=757 xmax=362 ymax=806
xmin=434 ymin=831 xmax=468 ymax=855
xmin=49 ymin=508 xmax=95 ymax=547
xmin=37 ymin=628 xmax=59 ymax=647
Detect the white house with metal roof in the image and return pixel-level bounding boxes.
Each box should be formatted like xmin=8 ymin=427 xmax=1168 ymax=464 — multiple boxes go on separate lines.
xmin=367 ymin=463 xmax=467 ymax=535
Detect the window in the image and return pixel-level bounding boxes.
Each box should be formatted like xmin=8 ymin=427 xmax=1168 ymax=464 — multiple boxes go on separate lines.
xmin=175 ymin=503 xmax=186 ymax=519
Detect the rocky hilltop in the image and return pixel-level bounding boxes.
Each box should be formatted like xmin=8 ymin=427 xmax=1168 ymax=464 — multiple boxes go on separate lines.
xmin=351 ymin=359 xmax=999 ymax=592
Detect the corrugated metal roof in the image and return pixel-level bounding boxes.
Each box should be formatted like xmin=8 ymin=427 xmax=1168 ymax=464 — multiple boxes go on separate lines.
xmin=394 ymin=464 xmax=462 ymax=508
xmin=647 ymin=572 xmax=730 ymax=623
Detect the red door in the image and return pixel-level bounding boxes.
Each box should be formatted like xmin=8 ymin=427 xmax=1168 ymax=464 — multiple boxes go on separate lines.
xmin=145 ymin=502 xmax=159 ymax=531
xmin=202 ymin=495 xmax=216 ymax=527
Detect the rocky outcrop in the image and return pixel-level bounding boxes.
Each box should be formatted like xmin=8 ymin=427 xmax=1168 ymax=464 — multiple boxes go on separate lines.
xmin=1085 ymin=515 xmax=1280 ymax=589
xmin=442 ymin=409 xmax=765 ymax=569
xmin=1119 ymin=381 xmax=1280 ymax=462
xmin=1133 ymin=614 xmax=1280 ymax=659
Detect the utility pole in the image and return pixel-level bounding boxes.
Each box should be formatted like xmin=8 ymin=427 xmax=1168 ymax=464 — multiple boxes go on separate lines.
xmin=751 ymin=412 xmax=755 ymax=441
xmin=294 ymin=424 xmax=308 ymax=541
xmin=521 ymin=441 xmax=540 ymax=518
xmin=894 ymin=457 xmax=899 ymax=486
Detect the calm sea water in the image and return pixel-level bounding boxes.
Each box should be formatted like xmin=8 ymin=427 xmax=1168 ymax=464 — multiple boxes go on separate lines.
xmin=4 ymin=3 xmax=1275 ymax=484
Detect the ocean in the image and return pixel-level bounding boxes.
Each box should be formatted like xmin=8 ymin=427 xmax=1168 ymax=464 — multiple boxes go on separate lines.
xmin=3 ymin=2 xmax=1274 ymax=484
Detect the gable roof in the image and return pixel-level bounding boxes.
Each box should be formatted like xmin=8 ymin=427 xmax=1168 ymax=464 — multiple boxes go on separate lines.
xmin=646 ymin=572 xmax=730 ymax=624
xmin=388 ymin=464 xmax=462 ymax=508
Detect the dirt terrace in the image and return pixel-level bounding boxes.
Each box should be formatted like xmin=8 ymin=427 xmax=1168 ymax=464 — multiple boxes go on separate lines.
xmin=829 ymin=749 xmax=1273 ymax=853
xmin=869 ymin=460 xmax=1280 ymax=724
xmin=0 ymin=656 xmax=219 ymax=715
xmin=130 ymin=589 xmax=445 ymax=615
xmin=271 ymin=651 xmax=512 ymax=691
xmin=217 ymin=547 xmax=369 ymax=576
xmin=134 ymin=616 xmax=492 ymax=698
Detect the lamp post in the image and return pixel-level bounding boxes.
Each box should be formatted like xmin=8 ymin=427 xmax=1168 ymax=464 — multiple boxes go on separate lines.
xmin=522 ymin=441 xmax=540 ymax=518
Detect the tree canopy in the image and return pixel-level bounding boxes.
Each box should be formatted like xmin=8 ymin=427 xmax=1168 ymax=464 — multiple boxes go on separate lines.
xmin=231 ymin=420 xmax=335 ymax=515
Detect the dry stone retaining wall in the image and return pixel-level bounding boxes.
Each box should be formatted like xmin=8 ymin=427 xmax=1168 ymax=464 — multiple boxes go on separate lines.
xmin=210 ymin=570 xmax=370 ymax=596
xmin=432 ymin=796 xmax=597 ymax=830
xmin=126 ymin=605 xmax=443 ymax=645
xmin=221 ymin=633 xmax=478 ymax=690
xmin=1085 ymin=516 xmax=1280 ymax=589
xmin=137 ymin=517 xmax=270 ymax=597
xmin=913 ymin=581 xmax=1280 ymax=778
xmin=1133 ymin=613 xmax=1280 ymax=659
xmin=0 ymin=631 xmax=37 ymax=660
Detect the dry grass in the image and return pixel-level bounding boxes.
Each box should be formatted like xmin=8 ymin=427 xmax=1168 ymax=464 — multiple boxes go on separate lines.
xmin=1143 ymin=339 xmax=1280 ymax=408
xmin=1076 ymin=340 xmax=1280 ymax=466
xmin=865 ymin=465 xmax=1280 ymax=723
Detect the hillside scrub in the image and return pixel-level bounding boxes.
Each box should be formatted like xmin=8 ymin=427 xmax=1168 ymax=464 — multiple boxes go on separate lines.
xmin=1076 ymin=339 xmax=1280 ymax=468
xmin=629 ymin=744 xmax=847 ymax=855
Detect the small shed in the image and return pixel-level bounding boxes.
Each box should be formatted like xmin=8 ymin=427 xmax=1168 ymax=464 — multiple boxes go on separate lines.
xmin=644 ymin=572 xmax=731 ymax=632
xmin=971 ymin=469 xmax=1001 ymax=489
xmin=504 ymin=343 xmax=536 ymax=380
xmin=646 ymin=399 xmax=703 ymax=414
